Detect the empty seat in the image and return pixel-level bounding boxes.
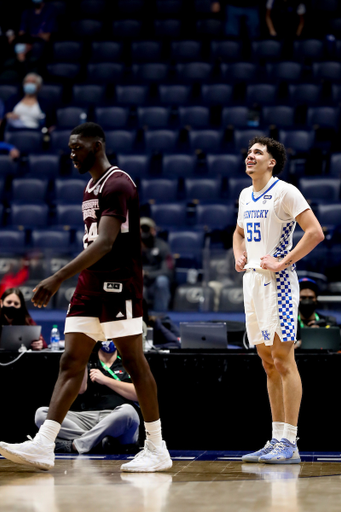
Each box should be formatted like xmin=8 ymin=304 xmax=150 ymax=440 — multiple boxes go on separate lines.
xmin=131 ymin=63 xmax=169 ymax=83
xmin=56 ymin=107 xmax=87 ymax=128
xmin=251 ymin=39 xmax=283 ymax=63
xmin=162 ymin=154 xmax=196 ymax=178
xmin=168 ymin=229 xmax=205 ymax=267
xmin=178 ymin=106 xmax=210 ymax=128
xmin=233 ymin=129 xmax=267 ymax=153
xmin=298 ymin=177 xmax=341 ymax=203
xmin=112 ymin=19 xmax=143 ymax=38
xmin=52 ymin=41 xmax=83 ymax=63
xmin=87 ymin=63 xmax=125 ymax=83
xmin=116 ymin=154 xmax=151 ymax=178
xmin=5 ymin=131 xmax=43 ymax=154
xmin=312 ymin=61 xmax=341 ymax=83
xmin=196 ymin=19 xmax=223 ymax=37
xmin=245 ymin=84 xmax=278 ymax=107
xmin=94 ymin=107 xmax=129 ymax=129
xmin=188 ymin=129 xmax=224 ymax=153
xmin=31 ymin=228 xmax=71 ymax=250
xmin=79 ymin=0 xmax=106 ymax=18
xmin=144 ymin=129 xmax=179 ymax=153
xmin=221 ymin=62 xmax=258 ymax=83
xmin=206 ymin=153 xmax=243 ymax=177
xmin=150 ymin=202 xmax=188 ymax=228
xmin=38 ymin=84 xmax=64 ymax=111
xmin=329 ymin=152 xmax=341 ymax=177
xmin=137 ymin=107 xmax=170 ymax=128
xmin=158 ymin=84 xmax=192 ymax=105
xmin=173 ymin=284 xmax=215 ymax=312
xmin=54 ymin=178 xmax=85 ymax=204
xmin=201 ymin=84 xmax=233 ymax=105
xmin=315 ymin=204 xmax=341 ymax=237
xmin=8 ymin=203 xmax=49 ymax=228
xmin=11 ymin=178 xmax=48 ymax=203
xmin=227 ymin=177 xmax=251 ymax=199
xmin=279 ymin=129 xmax=315 ymax=154
xmin=288 ymin=84 xmax=322 ymax=106
xmin=90 ymin=41 xmax=123 ymax=62
xmin=49 ymin=130 xmax=72 ymax=154
xmin=0 ymin=84 xmax=19 ymax=104
xmin=0 ymin=229 xmax=26 ymax=252
xmin=261 ymin=106 xmax=295 ymax=129
xmin=71 ymin=19 xmax=103 ymax=38
xmin=210 ymin=40 xmax=242 ymax=63
xmin=156 ymin=0 xmax=182 ymax=15
xmin=306 ymin=106 xmax=340 ymax=131
xmin=195 ymin=203 xmax=236 ymax=230
xmin=139 ymin=178 xmax=178 ymax=204
xmin=54 ymin=204 xmax=83 ymax=227
xmin=46 ymin=63 xmax=80 ymax=81
xmin=72 ymin=84 xmax=106 ymax=107
xmin=115 ymin=85 xmax=149 ymax=105
xmin=105 ymin=130 xmax=136 ymax=155
xmin=218 ymin=286 xmax=244 ymax=312
xmin=26 ymin=154 xmax=60 ymax=178
xmin=0 ymin=155 xmax=18 ymax=177
xmin=131 ymin=41 xmax=163 ymax=63
xmin=266 ymin=61 xmax=303 ymax=83
xmin=184 ymin=177 xmax=222 ymax=202
xmin=153 ymin=19 xmax=182 ymax=38
xmin=170 ymin=40 xmax=203 ymax=62
xmin=293 ymin=38 xmax=325 ymax=62
xmin=222 ymin=106 xmax=250 ymax=129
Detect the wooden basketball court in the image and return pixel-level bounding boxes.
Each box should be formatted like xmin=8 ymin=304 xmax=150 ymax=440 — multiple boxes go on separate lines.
xmin=1 ymin=451 xmax=341 ymax=511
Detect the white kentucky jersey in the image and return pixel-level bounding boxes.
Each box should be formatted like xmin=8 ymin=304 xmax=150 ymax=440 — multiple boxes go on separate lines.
xmin=237 ymin=176 xmax=310 ymax=269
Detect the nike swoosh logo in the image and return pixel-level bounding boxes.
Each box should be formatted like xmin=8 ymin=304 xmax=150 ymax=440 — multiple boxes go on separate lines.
xmin=264 ymin=282 xmax=271 ymax=286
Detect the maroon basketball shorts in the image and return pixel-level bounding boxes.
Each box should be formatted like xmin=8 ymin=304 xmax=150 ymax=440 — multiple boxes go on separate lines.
xmin=64 ymin=292 xmax=143 ymax=341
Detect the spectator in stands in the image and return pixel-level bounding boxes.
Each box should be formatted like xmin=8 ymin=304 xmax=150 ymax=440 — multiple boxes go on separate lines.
xmin=0 ymin=287 xmax=47 ymax=350
xmin=0 ymin=141 xmax=20 ymax=160
xmin=142 ymin=299 xmax=180 ymax=349
xmin=19 ymin=0 xmax=57 ymax=43
xmin=0 ymin=34 xmax=42 ymax=83
xmin=211 ymin=1 xmax=261 ymax=39
xmin=5 ymin=72 xmax=46 ymax=129
xmin=35 ymin=341 xmax=140 ymax=454
xmin=297 ymin=277 xmax=337 ymax=330
xmin=141 ymin=217 xmax=174 ymax=312
xmin=265 ymin=0 xmax=306 ymax=38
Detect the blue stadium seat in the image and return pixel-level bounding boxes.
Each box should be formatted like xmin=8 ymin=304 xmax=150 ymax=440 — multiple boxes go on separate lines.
xmin=38 ymin=84 xmax=64 ymax=111
xmin=86 ymin=63 xmax=125 ymax=83
xmin=221 ymin=107 xmax=249 ymax=129
xmin=265 ymin=61 xmax=303 ymax=83
xmin=329 ymin=152 xmax=341 ymax=178
xmin=5 ymin=131 xmax=43 ymax=154
xmin=46 ymin=63 xmax=81 ymax=81
xmin=0 ymin=84 xmax=19 ymax=103
xmin=116 ymin=154 xmax=151 ymax=178
xmin=11 ymin=178 xmax=48 ymax=203
xmin=31 ymin=228 xmax=71 ymax=250
xmin=245 ymin=84 xmax=278 ymax=107
xmin=201 ymin=84 xmax=233 ymax=106
xmin=312 ymin=61 xmax=341 ymax=83
xmin=0 ymin=203 xmax=3 ymax=226
xmin=56 ymin=107 xmax=87 ymax=128
xmin=117 ymin=0 xmax=144 ymax=16
xmin=94 ymin=107 xmax=129 ymax=129
xmin=0 ymin=155 xmax=18 ymax=177
xmin=26 ymin=154 xmax=60 ymax=178
xmin=170 ymin=40 xmax=203 ymax=62
xmin=288 ymin=84 xmax=322 ymax=106
xmin=206 ymin=153 xmax=243 ymax=177
xmin=8 ymin=203 xmax=49 ymax=228
xmin=315 ymin=204 xmax=341 ymax=238
xmin=52 ymin=41 xmax=83 ymax=63
xmin=279 ymin=129 xmax=315 ymax=154
xmin=153 ymin=19 xmax=182 ymax=38
xmin=72 ymin=84 xmax=106 ymax=107
xmin=293 ymin=38 xmax=325 ymax=62
xmin=131 ymin=41 xmax=163 ymax=63
xmin=54 ymin=204 xmax=83 ymax=227
xmin=79 ymin=0 xmax=106 ymax=18
xmin=306 ymin=107 xmax=340 ymax=131
xmin=90 ymin=41 xmax=123 ymax=62
xmin=184 ymin=177 xmax=222 ymax=202
xmin=115 ymin=85 xmax=149 ymax=106
xmin=168 ymin=230 xmax=205 ymax=268
xmin=156 ymin=0 xmax=182 ymax=15
xmin=210 ymin=40 xmax=242 ymax=63
xmin=144 ymin=129 xmax=179 ymax=153
xmin=196 ymin=19 xmax=223 ymax=37
xmin=131 ymin=63 xmax=169 ymax=83
xmin=139 ymin=178 xmax=179 ymax=204
xmin=188 ymin=129 xmax=224 ymax=153
xmin=218 ymin=286 xmax=244 ymax=312
xmin=105 ymin=130 xmax=136 ymax=155
xmin=221 ymin=62 xmax=258 ymax=83
xmin=54 ymin=178 xmax=85 ymax=204
xmin=113 ymin=19 xmax=143 ymax=38
xmin=178 ymin=106 xmax=210 ymax=128
xmin=150 ymin=202 xmax=188 ymax=228
xmin=298 ymin=177 xmax=341 ymax=203
xmin=195 ymin=203 xmax=236 ymax=230
xmin=176 ymin=62 xmax=213 ymax=83
xmin=227 ymin=177 xmax=251 ymax=200
xmin=158 ymin=84 xmax=192 ymax=105
xmin=0 ymin=178 xmax=4 ymax=201
xmin=173 ymin=284 xmax=215 ymax=312
xmin=251 ymin=39 xmax=283 ymax=63
xmin=233 ymin=129 xmax=267 ymax=153
xmin=137 ymin=107 xmax=170 ymax=128
xmin=162 ymin=154 xmax=197 ymax=178
xmin=0 ymin=229 xmax=26 ymax=252
xmin=261 ymin=106 xmax=295 ymax=129
xmin=49 ymin=130 xmax=72 ymax=155
xmin=71 ymin=19 xmax=103 ymax=38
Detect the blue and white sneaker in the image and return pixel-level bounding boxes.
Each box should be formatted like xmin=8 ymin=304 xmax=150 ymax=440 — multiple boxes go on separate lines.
xmin=242 ymin=438 xmax=279 ymax=463
xmin=259 ymin=438 xmax=301 ymax=464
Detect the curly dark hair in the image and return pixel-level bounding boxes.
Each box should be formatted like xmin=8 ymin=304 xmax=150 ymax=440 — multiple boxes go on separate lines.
xmin=248 ymin=136 xmax=287 ymax=176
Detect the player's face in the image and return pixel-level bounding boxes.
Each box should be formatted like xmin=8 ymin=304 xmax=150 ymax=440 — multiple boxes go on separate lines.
xmin=69 ymin=134 xmax=96 ymax=175
xmin=245 ymin=143 xmax=275 ymax=177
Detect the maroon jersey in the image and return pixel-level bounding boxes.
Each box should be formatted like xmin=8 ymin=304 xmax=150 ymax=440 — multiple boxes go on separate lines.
xmin=75 ymin=167 xmax=143 ymax=298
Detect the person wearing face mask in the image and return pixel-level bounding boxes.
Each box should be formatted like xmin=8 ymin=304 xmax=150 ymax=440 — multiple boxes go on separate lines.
xmin=297 ymin=278 xmax=337 ymax=341
xmin=140 ymin=217 xmax=174 ymax=312
xmin=19 ymin=0 xmax=57 ymax=43
xmin=0 ymin=287 xmax=47 ymax=350
xmin=5 ymin=72 xmax=46 ymax=129
xmin=35 ymin=341 xmax=141 ymax=454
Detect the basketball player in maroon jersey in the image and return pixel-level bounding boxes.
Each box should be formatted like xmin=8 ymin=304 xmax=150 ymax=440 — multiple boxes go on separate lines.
xmin=0 ymin=123 xmax=172 ymax=472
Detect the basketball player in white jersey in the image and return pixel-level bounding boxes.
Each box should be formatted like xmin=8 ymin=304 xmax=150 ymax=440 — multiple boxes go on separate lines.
xmin=0 ymin=123 xmax=172 ymax=473
xmin=234 ymin=136 xmax=324 ymax=463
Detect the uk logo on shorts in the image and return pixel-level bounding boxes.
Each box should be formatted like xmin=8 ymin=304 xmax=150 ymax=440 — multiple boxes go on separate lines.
xmin=262 ymin=330 xmax=271 ymax=341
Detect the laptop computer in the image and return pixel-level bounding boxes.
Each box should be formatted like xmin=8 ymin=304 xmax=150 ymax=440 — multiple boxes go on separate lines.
xmin=180 ymin=322 xmax=228 ymax=350
xmin=300 ymin=327 xmax=340 ymax=351
xmin=0 ymin=325 xmax=41 ymax=351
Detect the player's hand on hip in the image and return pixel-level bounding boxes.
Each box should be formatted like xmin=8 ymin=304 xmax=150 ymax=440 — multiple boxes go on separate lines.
xmin=32 ymin=275 xmax=63 ymax=308
xmin=235 ymin=251 xmax=247 ymax=272
xmin=260 ymin=254 xmax=280 ymax=271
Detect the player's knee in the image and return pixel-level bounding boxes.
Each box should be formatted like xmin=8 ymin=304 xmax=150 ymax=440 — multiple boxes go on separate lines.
xmin=272 ymin=355 xmax=290 ymax=376
xmin=59 ymin=350 xmax=87 ymax=377
xmin=35 ymin=406 xmax=49 ymax=427
xmin=262 ymin=358 xmax=276 ymax=376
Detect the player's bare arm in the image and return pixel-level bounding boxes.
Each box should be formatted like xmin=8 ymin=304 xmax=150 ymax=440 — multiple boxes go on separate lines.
xmin=233 ymin=224 xmax=247 ymax=272
xmin=260 ymin=209 xmax=325 ymax=272
xmin=32 ymin=215 xmax=122 ymax=308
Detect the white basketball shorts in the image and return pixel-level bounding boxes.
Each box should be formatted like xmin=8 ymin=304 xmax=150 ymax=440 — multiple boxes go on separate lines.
xmin=243 ymin=267 xmax=299 ymax=346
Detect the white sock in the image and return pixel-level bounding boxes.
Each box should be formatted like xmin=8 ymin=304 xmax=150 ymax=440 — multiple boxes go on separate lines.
xmin=282 ymin=423 xmax=298 ymax=444
xmin=35 ymin=420 xmax=60 ymax=445
xmin=272 ymin=421 xmax=285 ymax=441
xmin=145 ymin=419 xmax=162 ymax=448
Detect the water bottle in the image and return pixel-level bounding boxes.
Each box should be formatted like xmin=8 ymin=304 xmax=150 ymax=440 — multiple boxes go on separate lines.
xmin=50 ymin=325 xmax=60 ymax=351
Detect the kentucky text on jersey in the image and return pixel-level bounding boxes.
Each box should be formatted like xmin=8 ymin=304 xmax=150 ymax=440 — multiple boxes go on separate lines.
xmin=244 ymin=210 xmax=269 ymax=219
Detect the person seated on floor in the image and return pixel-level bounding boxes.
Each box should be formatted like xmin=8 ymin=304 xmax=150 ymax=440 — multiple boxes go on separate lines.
xmin=35 ymin=341 xmax=141 ymax=454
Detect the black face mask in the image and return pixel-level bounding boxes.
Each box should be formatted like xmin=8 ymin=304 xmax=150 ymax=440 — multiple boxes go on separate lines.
xmin=2 ymin=306 xmax=21 ymax=320
xmin=299 ymin=299 xmax=316 ymax=319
